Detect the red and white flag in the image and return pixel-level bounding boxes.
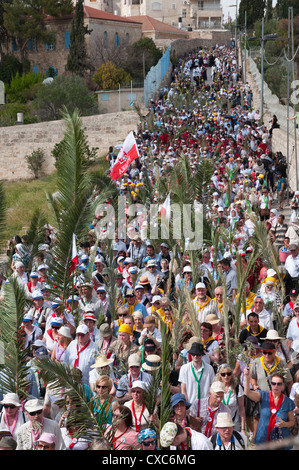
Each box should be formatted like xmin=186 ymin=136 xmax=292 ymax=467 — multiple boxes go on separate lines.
xmin=160 ymin=193 xmax=171 ymax=221
xmin=69 ymin=233 xmax=79 ymax=276
xmin=110 ymin=131 xmax=139 ymax=180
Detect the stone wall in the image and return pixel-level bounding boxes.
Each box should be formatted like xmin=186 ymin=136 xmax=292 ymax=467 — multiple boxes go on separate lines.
xmin=0 ymin=110 xmax=140 ymax=181
xmin=244 ymin=56 xmax=299 ymax=192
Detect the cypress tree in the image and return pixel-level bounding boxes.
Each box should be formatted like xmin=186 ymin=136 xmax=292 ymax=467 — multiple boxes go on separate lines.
xmin=67 ymin=0 xmax=92 ymax=76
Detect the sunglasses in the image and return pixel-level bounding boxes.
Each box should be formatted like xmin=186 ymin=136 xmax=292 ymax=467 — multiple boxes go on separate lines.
xmin=29 ymin=409 xmax=43 ymax=416
xmin=271 ymin=381 xmax=283 ymax=386
xmin=37 ymin=443 xmax=52 ymax=450
xmin=3 ymin=404 xmax=16 ymax=409
xmin=142 ymin=440 xmax=156 ymax=447
xmin=262 ymin=351 xmax=274 ymax=355
xmin=220 ymin=372 xmax=232 ymax=377
xmin=96 ymin=385 xmax=107 ymax=389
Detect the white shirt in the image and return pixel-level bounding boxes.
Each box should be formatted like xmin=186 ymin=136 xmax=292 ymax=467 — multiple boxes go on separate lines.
xmin=286 ymin=316 xmax=299 ymax=352
xmin=285 ymin=254 xmax=299 ymax=278
xmin=178 ymin=361 xmax=215 ymax=405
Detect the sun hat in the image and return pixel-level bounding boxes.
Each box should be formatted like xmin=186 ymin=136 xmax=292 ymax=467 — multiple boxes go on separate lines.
xmin=160 ymin=422 xmax=178 ymax=447
xmin=0 ymin=393 xmax=21 ymax=407
xmin=215 ymin=412 xmax=234 ymax=428
xmin=131 ymin=380 xmax=146 ymax=391
xmin=38 ymin=433 xmax=57 ymax=445
xmin=91 ymin=355 xmax=114 ymax=369
xmin=128 ymin=353 xmax=142 ymax=367
xmin=0 ymin=436 xmax=17 ymax=450
xmin=183 ymin=336 xmax=201 ymax=351
xmin=261 ymin=329 xmax=284 ymax=341
xmin=83 ymin=312 xmax=97 ymax=322
xmin=196 ymin=282 xmax=206 ymax=289
xmin=210 ymin=381 xmax=226 ymax=393
xmin=171 ymin=393 xmax=191 ymax=410
xmin=205 ymin=313 xmax=220 ymax=325
xmin=188 ymin=342 xmax=205 ymax=356
xmin=139 ymin=276 xmax=151 ymax=285
xmin=99 ymin=323 xmax=113 ymax=337
xmin=142 ymin=354 xmax=161 ymax=371
xmin=118 ymin=324 xmax=132 ymax=335
xmin=25 ymin=399 xmax=43 ymax=413
xmin=58 ymin=326 xmax=72 ymax=338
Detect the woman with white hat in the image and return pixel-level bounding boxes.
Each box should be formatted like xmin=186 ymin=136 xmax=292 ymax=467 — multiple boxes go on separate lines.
xmin=123 ymin=380 xmax=158 ymax=433
xmin=0 ymin=393 xmax=27 ymax=441
xmin=50 ymin=326 xmax=72 ymax=363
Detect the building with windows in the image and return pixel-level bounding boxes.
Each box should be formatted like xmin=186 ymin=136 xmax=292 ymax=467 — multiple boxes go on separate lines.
xmin=6 ymin=6 xmax=142 ymax=76
xmin=82 ymin=0 xmax=223 ymax=31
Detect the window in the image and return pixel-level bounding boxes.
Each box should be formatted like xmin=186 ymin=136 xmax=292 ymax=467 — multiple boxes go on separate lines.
xmin=125 ymin=33 xmax=129 ymax=48
xmin=104 ymin=31 xmax=107 ymax=50
xmin=182 ymin=8 xmax=187 ymax=17
xmin=28 ymin=38 xmax=37 ymax=51
xmin=65 ymin=31 xmax=70 ymax=50
xmin=115 ymin=32 xmax=120 ymax=48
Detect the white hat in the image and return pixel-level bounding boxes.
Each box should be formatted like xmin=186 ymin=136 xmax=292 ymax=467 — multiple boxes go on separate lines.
xmin=23 ymin=313 xmax=33 ymax=322
xmin=152 ymin=295 xmax=162 ymax=303
xmin=128 ymin=353 xmax=142 ymax=367
xmin=0 ymin=393 xmax=21 ymax=407
xmin=183 ymin=266 xmax=192 ymax=273
xmin=131 ymin=380 xmax=146 ymax=390
xmin=215 ymin=412 xmax=234 ymax=428
xmin=196 ymin=282 xmax=206 ymax=289
xmin=58 ymin=326 xmax=72 ymax=338
xmin=210 ymin=381 xmax=226 ymax=393
xmin=267 ymin=268 xmax=277 ymax=278
xmin=83 ymin=304 xmax=95 ymax=313
xmin=15 ymin=261 xmax=24 ymax=269
xmin=76 ymin=324 xmax=89 ymax=335
xmin=25 ymin=399 xmax=43 ymax=413
xmin=261 ymin=329 xmax=284 ymax=341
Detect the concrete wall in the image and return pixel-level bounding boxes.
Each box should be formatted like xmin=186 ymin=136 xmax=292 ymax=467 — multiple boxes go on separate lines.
xmin=97 ymin=88 xmax=144 ymax=113
xmin=244 ymin=56 xmax=299 ymax=192
xmin=0 ymin=110 xmax=140 ymax=181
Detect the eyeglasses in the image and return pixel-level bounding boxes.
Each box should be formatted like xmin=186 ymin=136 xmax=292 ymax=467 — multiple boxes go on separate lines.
xmin=220 ymin=372 xmax=232 ymax=377
xmin=142 ymin=440 xmax=156 ymax=447
xmin=262 ymin=351 xmax=274 ymax=355
xmin=131 ymin=390 xmax=142 ymax=394
xmin=3 ymin=404 xmax=16 ymax=409
xmin=29 ymin=409 xmax=43 ymax=416
xmin=271 ymin=381 xmax=283 ymax=386
xmin=37 ymin=443 xmax=52 ymax=450
xmin=96 ymin=385 xmax=107 ymax=389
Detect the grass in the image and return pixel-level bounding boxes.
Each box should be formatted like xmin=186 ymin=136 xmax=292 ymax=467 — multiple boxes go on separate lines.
xmin=2 ymin=154 xmax=109 ymax=243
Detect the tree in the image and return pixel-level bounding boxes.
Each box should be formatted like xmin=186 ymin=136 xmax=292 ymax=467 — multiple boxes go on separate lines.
xmin=124 ymin=37 xmax=162 ymax=81
xmin=32 ymin=74 xmax=98 ymax=121
xmin=275 ymin=0 xmax=299 ymax=20
xmin=92 ymin=61 xmax=131 ymax=90
xmin=66 ymin=0 xmax=92 ymax=76
xmin=238 ymin=0 xmax=266 ymax=30
xmin=3 ymin=0 xmax=73 ymax=66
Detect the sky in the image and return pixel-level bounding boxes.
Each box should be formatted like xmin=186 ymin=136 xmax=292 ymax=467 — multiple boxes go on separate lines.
xmin=220 ymin=0 xmax=277 ymax=23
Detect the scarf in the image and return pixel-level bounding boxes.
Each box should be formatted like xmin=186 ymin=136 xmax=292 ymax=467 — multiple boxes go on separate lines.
xmin=191 ymin=362 xmax=204 ymax=399
xmin=260 ymin=355 xmax=281 ymax=375
xmin=266 ymin=391 xmax=284 ymax=441
xmin=246 ymin=324 xmax=265 ymax=337
xmin=132 ymin=401 xmax=145 ymax=432
xmin=205 ymin=407 xmax=219 ymax=437
xmin=73 ymin=339 xmax=91 ymax=368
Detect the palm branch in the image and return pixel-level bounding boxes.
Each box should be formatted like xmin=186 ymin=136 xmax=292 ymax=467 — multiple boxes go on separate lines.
xmin=0 ymin=278 xmax=32 ymax=397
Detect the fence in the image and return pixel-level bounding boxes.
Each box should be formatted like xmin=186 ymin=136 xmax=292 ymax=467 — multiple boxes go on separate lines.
xmin=144 ymin=46 xmax=171 ymax=106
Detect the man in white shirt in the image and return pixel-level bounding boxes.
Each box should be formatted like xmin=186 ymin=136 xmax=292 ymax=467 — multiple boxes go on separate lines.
xmin=285 ymin=244 xmax=299 ymax=288
xmin=178 ymin=342 xmax=215 ymax=405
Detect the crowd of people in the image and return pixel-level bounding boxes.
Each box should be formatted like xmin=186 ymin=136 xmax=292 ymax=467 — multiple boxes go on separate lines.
xmin=0 ymin=44 xmax=299 ymax=452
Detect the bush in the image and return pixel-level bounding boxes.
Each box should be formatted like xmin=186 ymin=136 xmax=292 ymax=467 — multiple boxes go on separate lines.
xmin=6 ymin=71 xmax=44 ymax=103
xmin=32 ymin=74 xmax=99 ymax=121
xmin=0 ymin=54 xmax=23 ymax=84
xmin=25 ymin=148 xmax=45 ymax=179
xmin=92 ymin=61 xmax=132 ymax=90
xmin=0 ymin=103 xmax=38 ymax=127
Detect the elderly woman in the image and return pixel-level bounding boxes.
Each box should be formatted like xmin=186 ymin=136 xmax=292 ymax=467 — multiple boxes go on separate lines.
xmin=216 ymin=364 xmax=246 ymax=434
xmin=169 ymin=393 xmax=201 ymax=432
xmin=92 ymin=375 xmax=118 ymax=426
xmin=105 ymin=404 xmax=139 ymax=450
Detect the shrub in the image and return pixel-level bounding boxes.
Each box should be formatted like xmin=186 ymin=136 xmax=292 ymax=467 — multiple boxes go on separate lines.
xmin=0 ymin=54 xmax=23 ymax=84
xmin=6 ymin=71 xmax=44 ymax=103
xmin=25 ymin=148 xmax=45 ymax=179
xmin=92 ymin=61 xmax=132 ymax=90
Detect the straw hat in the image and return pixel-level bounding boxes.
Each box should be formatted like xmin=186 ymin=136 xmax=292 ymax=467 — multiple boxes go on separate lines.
xmin=215 ymin=412 xmax=234 ymax=428
xmin=205 ymin=313 xmax=220 ymax=325
xmin=261 ymin=329 xmax=284 ymax=341
xmin=91 ymin=355 xmax=114 ymax=369
xmin=142 ymin=354 xmax=161 ymax=371
xmin=0 ymin=393 xmax=21 ymax=407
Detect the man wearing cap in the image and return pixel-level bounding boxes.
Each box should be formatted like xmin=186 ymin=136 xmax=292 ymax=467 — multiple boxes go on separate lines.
xmin=116 ymin=353 xmax=152 ymax=404
xmin=83 ymin=308 xmax=100 ymax=342
xmin=249 ymin=341 xmax=293 ymax=395
xmin=25 ymin=271 xmax=41 ymax=299
xmin=210 ymin=412 xmax=247 ymax=450
xmin=97 ymin=323 xmax=117 ymax=358
xmin=123 ymin=289 xmax=147 ymax=320
xmin=160 ymin=421 xmax=212 ymax=450
xmin=0 ymin=393 xmax=27 ymax=441
xmin=43 ymin=316 xmax=64 ymax=353
xmin=192 ymin=282 xmax=221 ymax=324
xmin=144 ymin=259 xmax=162 ymax=288
xmin=189 ymin=381 xmax=232 ymax=438
xmin=22 ymin=312 xmax=43 ymax=351
xmin=178 ymin=342 xmax=215 ymax=406
xmin=283 ymin=288 xmax=299 ymax=327
xmin=284 ymin=244 xmax=299 ymax=289
xmin=46 ymin=298 xmax=75 ymax=335
xmin=27 ymin=290 xmax=51 ymax=333
xmin=16 ymin=399 xmax=65 ymax=450
xmin=285 ymin=218 xmax=299 ymax=247
xmin=141 ymin=244 xmax=160 ymax=270
xmin=127 ymin=236 xmax=147 ymax=267
xmin=63 ymin=324 xmax=99 ymax=385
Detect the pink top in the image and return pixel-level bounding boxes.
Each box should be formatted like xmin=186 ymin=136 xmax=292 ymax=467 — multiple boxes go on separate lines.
xmin=105 ymin=425 xmax=140 ymax=450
